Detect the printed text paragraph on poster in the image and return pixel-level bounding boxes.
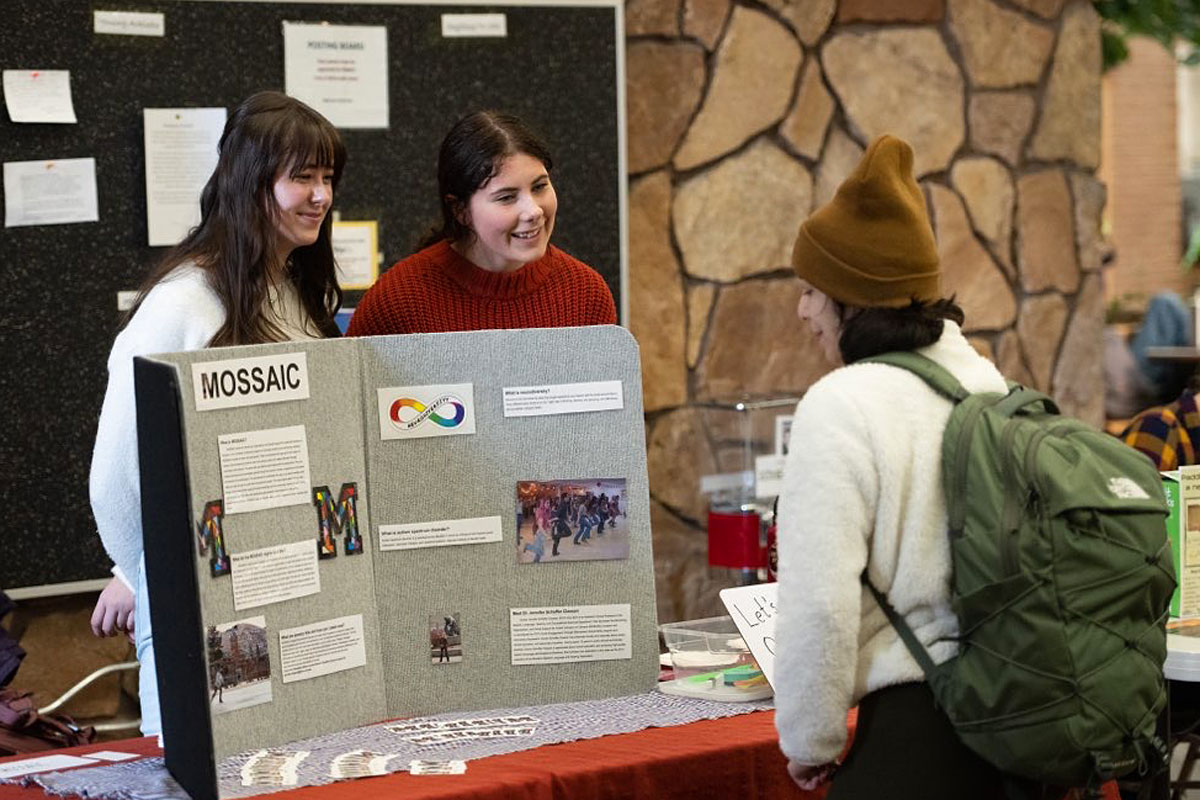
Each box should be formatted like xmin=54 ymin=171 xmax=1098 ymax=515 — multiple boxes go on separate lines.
xmin=218 ymin=425 xmax=311 ymax=514
xmin=509 ymin=604 xmax=631 ymax=666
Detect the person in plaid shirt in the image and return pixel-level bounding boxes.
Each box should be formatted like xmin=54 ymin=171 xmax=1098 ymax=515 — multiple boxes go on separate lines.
xmin=1120 ymin=384 xmax=1200 ymax=788
xmin=1120 ymin=388 xmax=1200 ymax=471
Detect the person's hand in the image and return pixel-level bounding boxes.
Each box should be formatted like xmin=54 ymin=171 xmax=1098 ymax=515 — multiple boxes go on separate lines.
xmin=90 ymin=577 xmax=135 ymax=641
xmin=787 ymin=759 xmax=837 ymax=792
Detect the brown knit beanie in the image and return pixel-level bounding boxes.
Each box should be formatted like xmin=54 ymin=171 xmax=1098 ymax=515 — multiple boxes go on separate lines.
xmin=791 ymin=134 xmax=940 ymax=308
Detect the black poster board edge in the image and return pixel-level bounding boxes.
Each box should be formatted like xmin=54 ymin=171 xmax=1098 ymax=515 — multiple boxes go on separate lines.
xmin=135 ymin=357 xmax=217 ymax=800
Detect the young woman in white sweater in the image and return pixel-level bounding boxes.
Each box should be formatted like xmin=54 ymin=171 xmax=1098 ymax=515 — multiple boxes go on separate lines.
xmin=776 ymin=135 xmax=1010 ymax=798
xmin=87 ymin=91 xmax=346 ymax=734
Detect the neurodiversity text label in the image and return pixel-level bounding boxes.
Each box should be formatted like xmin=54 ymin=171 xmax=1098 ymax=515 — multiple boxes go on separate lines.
xmin=377 ymin=384 xmax=476 ymax=440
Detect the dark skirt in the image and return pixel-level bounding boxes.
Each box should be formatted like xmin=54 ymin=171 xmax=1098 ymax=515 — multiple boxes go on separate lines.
xmin=827 ymin=682 xmax=1007 ymax=800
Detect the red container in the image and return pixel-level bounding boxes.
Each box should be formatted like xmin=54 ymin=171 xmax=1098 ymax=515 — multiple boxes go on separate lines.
xmin=707 ymin=510 xmax=763 ymax=569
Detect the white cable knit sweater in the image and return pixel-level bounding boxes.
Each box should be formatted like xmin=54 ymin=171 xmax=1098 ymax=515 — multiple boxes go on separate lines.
xmin=89 ymin=266 xmax=320 ymax=587
xmin=773 ymin=321 xmax=1007 ymax=766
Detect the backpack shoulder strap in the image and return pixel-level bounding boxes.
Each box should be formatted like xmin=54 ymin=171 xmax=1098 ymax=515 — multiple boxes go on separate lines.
xmin=863 ymin=351 xmax=970 ymax=403
xmin=992 ymin=384 xmax=1060 ymax=418
xmin=860 ymin=571 xmax=938 ymax=681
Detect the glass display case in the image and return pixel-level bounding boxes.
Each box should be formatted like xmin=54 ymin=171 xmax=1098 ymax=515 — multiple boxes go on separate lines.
xmin=697 ymin=397 xmax=800 ymax=585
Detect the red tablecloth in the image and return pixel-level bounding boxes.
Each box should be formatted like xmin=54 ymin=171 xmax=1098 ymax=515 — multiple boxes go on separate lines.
xmin=0 ymin=711 xmax=815 ymax=800
xmin=0 ymin=709 xmax=1124 ymax=800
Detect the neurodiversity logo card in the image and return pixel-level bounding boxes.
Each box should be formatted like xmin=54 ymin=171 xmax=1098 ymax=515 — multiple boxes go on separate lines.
xmin=377 ymin=384 xmax=476 ymax=440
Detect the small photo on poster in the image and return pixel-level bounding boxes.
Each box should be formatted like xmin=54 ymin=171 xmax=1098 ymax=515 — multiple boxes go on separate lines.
xmin=207 ymin=616 xmax=272 ymax=715
xmin=516 ymin=478 xmax=629 ymax=564
xmin=429 ymin=613 xmax=462 ymax=665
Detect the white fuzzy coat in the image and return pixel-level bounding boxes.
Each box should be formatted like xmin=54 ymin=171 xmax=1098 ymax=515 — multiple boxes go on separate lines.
xmin=89 ymin=266 xmax=319 ymax=587
xmin=773 ymin=321 xmax=1008 ymax=766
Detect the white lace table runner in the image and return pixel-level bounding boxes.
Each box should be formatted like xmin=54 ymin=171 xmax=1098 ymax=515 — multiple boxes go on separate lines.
xmin=9 ymin=691 xmax=775 ymax=800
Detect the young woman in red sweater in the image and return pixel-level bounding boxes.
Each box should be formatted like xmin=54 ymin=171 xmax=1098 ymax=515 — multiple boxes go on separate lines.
xmin=346 ymin=111 xmax=616 ymax=334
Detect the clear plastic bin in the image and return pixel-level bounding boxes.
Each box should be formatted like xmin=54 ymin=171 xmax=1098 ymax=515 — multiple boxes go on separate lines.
xmin=658 ymin=615 xmax=772 ymax=701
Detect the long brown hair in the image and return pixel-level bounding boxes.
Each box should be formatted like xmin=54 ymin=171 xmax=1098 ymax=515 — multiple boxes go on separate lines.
xmin=131 ymin=91 xmax=347 ymax=345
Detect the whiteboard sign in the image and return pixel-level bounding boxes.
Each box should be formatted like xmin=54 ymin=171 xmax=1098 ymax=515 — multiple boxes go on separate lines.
xmin=719 ymin=582 xmax=778 ymax=688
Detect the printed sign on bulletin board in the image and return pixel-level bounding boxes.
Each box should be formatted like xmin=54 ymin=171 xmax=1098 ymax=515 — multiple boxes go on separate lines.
xmin=282 ymin=22 xmax=388 ymax=129
xmin=332 ymin=220 xmax=378 ymax=290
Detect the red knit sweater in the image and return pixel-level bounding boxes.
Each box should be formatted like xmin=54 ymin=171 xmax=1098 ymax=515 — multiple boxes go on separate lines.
xmin=346 ymin=240 xmax=617 ymax=335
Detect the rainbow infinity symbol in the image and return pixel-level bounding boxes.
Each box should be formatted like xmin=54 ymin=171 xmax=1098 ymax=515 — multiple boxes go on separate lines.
xmin=389 ymin=395 xmax=466 ymax=430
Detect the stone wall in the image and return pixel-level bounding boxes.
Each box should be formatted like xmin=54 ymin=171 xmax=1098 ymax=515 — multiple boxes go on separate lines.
xmin=626 ymin=0 xmax=1105 ymax=622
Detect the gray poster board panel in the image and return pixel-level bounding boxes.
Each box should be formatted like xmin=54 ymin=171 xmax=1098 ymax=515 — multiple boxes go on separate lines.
xmin=150 ymin=337 xmax=387 ymax=760
xmin=141 ymin=327 xmax=656 ymax=773
xmin=2 ymin=0 xmax=623 ymax=593
xmin=358 ymin=326 xmax=658 ymax=717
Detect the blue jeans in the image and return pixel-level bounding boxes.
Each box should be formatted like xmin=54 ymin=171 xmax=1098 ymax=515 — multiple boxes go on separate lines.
xmin=574 ymin=516 xmax=593 ymax=544
xmin=135 ymin=554 xmax=161 ymax=736
xmin=1131 ymin=292 xmax=1192 ymax=401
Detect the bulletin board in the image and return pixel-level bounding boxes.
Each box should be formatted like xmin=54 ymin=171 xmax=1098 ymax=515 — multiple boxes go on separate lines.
xmin=0 ymin=0 xmax=625 ymax=593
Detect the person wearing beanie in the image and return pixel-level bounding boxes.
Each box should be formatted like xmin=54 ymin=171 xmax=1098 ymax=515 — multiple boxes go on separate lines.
xmin=773 ymin=135 xmax=1011 ymax=797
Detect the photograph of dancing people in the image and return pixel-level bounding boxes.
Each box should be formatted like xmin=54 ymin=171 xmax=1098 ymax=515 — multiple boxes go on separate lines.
xmin=515 ymin=478 xmax=629 ymax=564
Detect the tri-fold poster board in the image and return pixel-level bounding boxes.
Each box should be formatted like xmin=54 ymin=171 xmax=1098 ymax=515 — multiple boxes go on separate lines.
xmin=135 ymin=326 xmax=658 ymax=800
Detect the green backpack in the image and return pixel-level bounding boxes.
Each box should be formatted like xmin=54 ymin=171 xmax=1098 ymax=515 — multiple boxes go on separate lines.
xmin=862 ymin=351 xmax=1175 ymax=791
